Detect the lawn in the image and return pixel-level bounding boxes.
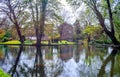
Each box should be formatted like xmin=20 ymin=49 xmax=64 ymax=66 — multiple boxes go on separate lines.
xmin=0 ymin=40 xmax=75 ymax=45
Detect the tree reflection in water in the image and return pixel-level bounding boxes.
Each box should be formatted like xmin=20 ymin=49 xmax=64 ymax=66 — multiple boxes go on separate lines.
xmin=32 ymin=46 xmax=45 ymax=77
xmin=7 ymin=45 xmax=45 ymax=77
xmin=1 ymin=44 xmax=120 ymax=77
xmin=9 ymin=45 xmax=23 ymax=76
xmin=98 ymin=48 xmax=118 ymax=77
xmin=42 ymin=46 xmax=63 ymax=77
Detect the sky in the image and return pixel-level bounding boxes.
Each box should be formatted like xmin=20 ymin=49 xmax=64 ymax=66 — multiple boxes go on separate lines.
xmin=0 ymin=0 xmax=86 ymax=25
xmin=0 ymin=0 xmax=2 ymax=3
xmin=59 ymin=0 xmax=86 ymax=25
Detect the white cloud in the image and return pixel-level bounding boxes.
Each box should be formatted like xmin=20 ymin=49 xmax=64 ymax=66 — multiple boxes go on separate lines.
xmin=74 ymin=3 xmax=86 ymax=19
xmin=59 ymin=0 xmax=86 ymax=25
xmin=59 ymin=0 xmax=76 ymax=25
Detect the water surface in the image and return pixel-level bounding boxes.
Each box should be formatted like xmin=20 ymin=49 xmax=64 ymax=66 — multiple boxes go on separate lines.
xmin=0 ymin=45 xmax=120 ymax=77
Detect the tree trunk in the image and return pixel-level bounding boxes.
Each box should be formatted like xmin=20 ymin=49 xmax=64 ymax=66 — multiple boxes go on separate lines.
xmin=39 ymin=13 xmax=45 ymax=46
xmin=106 ymin=0 xmax=119 ymax=45
xmin=14 ymin=19 xmax=24 ymax=43
xmin=87 ymin=34 xmax=90 ymax=43
xmin=107 ymin=32 xmax=119 ymax=45
xmin=38 ymin=0 xmax=48 ymax=46
xmin=35 ymin=2 xmax=41 ymax=46
xmin=12 ymin=10 xmax=24 ymax=43
xmin=93 ymin=3 xmax=120 ymax=45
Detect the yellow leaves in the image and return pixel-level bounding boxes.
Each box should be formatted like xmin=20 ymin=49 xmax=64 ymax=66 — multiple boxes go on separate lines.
xmin=83 ymin=26 xmax=102 ymax=35
xmin=48 ymin=33 xmax=60 ymax=39
xmin=44 ymin=24 xmax=53 ymax=32
xmin=83 ymin=39 xmax=88 ymax=47
xmin=44 ymin=24 xmax=54 ymax=36
xmin=44 ymin=24 xmax=60 ymax=39
xmin=0 ymin=29 xmax=5 ymax=39
xmin=58 ymin=40 xmax=75 ymax=44
xmin=54 ymin=33 xmax=60 ymax=38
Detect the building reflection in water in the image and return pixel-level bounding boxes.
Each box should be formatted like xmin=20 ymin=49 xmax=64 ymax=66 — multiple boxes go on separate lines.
xmin=60 ymin=45 xmax=73 ymax=62
xmin=59 ymin=45 xmax=81 ymax=77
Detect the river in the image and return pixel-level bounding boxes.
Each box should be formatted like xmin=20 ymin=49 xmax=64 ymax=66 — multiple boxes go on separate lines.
xmin=0 ymin=44 xmax=120 ymax=77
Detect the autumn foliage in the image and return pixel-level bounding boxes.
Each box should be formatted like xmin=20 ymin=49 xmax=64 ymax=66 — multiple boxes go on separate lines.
xmin=0 ymin=29 xmax=5 ymax=39
xmin=83 ymin=26 xmax=102 ymax=35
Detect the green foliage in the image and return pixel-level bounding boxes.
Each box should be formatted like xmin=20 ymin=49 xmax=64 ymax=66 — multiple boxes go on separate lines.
xmin=113 ymin=3 xmax=120 ymax=26
xmin=100 ymin=0 xmax=108 ymax=17
xmin=114 ymin=54 xmax=120 ymax=74
xmin=58 ymin=40 xmax=75 ymax=44
xmin=83 ymin=26 xmax=102 ymax=35
xmin=0 ymin=68 xmax=11 ymax=77
xmin=83 ymin=25 xmax=113 ymax=44
xmin=0 ymin=29 xmax=11 ymax=42
xmin=2 ymin=31 xmax=12 ymax=42
xmin=4 ymin=31 xmax=11 ymax=38
xmin=24 ymin=40 xmax=32 ymax=44
xmin=53 ymin=13 xmax=64 ymax=23
xmin=66 ymin=0 xmax=82 ymax=10
xmin=94 ymin=33 xmax=112 ymax=44
xmin=113 ymin=2 xmax=120 ymax=41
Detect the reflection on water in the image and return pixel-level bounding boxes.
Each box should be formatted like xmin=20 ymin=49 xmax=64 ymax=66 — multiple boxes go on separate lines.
xmin=98 ymin=48 xmax=118 ymax=77
xmin=60 ymin=45 xmax=73 ymax=62
xmin=9 ymin=46 xmax=23 ymax=76
xmin=0 ymin=45 xmax=120 ymax=77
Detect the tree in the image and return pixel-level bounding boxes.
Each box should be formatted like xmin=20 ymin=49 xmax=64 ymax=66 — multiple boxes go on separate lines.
xmin=67 ymin=0 xmax=120 ymax=45
xmin=39 ymin=0 xmax=48 ymax=45
xmin=26 ymin=0 xmax=48 ymax=45
xmin=25 ymin=0 xmax=63 ymax=45
xmin=0 ymin=0 xmax=27 ymax=43
xmin=83 ymin=25 xmax=102 ymax=42
xmin=82 ymin=0 xmax=120 ymax=45
xmin=67 ymin=0 xmax=99 ymax=42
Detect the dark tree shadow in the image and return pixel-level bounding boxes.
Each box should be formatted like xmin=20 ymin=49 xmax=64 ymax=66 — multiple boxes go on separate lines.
xmin=8 ymin=45 xmax=23 ymax=77
xmin=31 ymin=46 xmax=45 ymax=77
xmin=98 ymin=48 xmax=118 ymax=77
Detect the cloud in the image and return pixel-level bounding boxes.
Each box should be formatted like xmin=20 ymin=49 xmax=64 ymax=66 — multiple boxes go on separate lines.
xmin=59 ymin=0 xmax=76 ymax=25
